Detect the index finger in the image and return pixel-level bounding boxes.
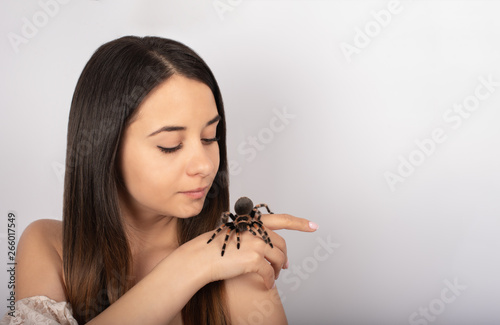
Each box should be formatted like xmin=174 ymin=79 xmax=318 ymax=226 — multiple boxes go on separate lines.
xmin=260 ymin=214 xmax=319 ymax=232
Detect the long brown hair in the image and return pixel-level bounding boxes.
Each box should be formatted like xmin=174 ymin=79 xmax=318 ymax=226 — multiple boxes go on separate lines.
xmin=62 ymin=36 xmax=230 ymax=324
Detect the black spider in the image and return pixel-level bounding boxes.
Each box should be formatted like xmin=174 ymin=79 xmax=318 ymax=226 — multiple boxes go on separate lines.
xmin=207 ymin=196 xmax=274 ymax=256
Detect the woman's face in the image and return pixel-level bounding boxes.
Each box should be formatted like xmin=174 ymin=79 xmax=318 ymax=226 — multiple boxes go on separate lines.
xmin=117 ymin=74 xmax=220 ymax=220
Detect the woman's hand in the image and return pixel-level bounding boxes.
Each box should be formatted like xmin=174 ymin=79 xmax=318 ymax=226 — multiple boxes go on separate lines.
xmin=179 ymin=214 xmax=318 ymax=290
xmin=87 ymin=214 xmax=317 ymax=325
xmin=259 ymin=213 xmax=319 ymax=278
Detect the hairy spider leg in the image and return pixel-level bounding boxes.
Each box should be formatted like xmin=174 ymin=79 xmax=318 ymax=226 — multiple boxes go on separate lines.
xmin=248 ymin=209 xmax=274 ymax=248
xmin=236 ymin=228 xmax=241 ymax=249
xmin=244 ymin=223 xmax=273 ymax=248
xmin=207 ymin=212 xmax=234 ymax=244
xmin=252 ymin=209 xmax=261 ymax=221
xmin=252 ymin=207 xmax=272 ymax=223
xmin=255 ymin=220 xmax=273 ymax=247
xmin=220 ymin=224 xmax=236 ymax=257
xmin=207 ymin=223 xmax=228 ymax=244
xmin=246 ymin=224 xmax=260 ymax=238
xmin=251 ymin=222 xmax=274 ymax=248
xmin=253 ymin=203 xmax=273 ymax=217
xmin=222 ymin=211 xmax=232 ymax=223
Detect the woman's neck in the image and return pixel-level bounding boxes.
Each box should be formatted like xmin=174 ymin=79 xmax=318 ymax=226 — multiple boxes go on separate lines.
xmin=125 ymin=215 xmax=179 ymax=251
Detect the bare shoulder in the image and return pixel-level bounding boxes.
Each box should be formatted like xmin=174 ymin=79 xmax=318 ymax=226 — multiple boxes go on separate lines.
xmin=15 ymin=219 xmax=66 ymax=302
xmin=225 ymin=273 xmax=287 ymax=325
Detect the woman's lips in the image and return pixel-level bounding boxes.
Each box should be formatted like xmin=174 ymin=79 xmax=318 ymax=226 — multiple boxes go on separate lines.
xmin=180 ymin=187 xmax=208 ymax=199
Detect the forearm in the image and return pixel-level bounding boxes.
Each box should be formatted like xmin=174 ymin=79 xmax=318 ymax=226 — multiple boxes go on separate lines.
xmin=86 ymin=247 xmax=206 ymax=325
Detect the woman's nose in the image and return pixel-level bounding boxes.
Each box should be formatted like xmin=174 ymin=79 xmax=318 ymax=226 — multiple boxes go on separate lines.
xmin=185 ymin=144 xmax=216 ymax=177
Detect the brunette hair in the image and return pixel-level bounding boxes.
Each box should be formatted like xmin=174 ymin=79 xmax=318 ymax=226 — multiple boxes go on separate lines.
xmin=62 ymin=36 xmax=230 ymax=324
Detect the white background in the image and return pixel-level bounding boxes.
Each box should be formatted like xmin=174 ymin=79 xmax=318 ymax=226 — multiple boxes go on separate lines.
xmin=1 ymin=1 xmax=500 ymax=324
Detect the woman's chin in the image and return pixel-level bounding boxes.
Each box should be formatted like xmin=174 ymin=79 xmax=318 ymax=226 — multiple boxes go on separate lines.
xmin=175 ymin=202 xmax=205 ymax=219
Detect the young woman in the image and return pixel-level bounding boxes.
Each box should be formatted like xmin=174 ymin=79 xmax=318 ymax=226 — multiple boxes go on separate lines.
xmin=2 ymin=36 xmax=318 ymax=325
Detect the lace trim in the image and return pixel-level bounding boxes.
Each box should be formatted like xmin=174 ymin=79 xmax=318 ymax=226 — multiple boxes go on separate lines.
xmin=0 ymin=296 xmax=78 ymax=325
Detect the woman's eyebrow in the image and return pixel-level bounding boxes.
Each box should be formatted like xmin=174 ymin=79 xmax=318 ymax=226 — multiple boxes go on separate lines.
xmin=148 ymin=114 xmax=221 ymax=137
xmin=206 ymin=114 xmax=221 ymax=127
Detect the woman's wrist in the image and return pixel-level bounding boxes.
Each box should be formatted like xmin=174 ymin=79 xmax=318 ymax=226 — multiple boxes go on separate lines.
xmin=172 ymin=234 xmax=215 ymax=287
xmin=167 ymin=240 xmax=211 ymax=289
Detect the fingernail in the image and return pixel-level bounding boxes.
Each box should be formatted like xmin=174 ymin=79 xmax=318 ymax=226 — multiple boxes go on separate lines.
xmin=272 ymin=282 xmax=276 ymax=289
xmin=309 ymin=221 xmax=319 ymax=230
xmin=284 ymin=261 xmax=289 ymax=269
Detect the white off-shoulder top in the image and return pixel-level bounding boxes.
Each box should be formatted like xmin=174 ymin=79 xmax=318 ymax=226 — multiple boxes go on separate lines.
xmin=0 ymin=296 xmax=78 ymax=325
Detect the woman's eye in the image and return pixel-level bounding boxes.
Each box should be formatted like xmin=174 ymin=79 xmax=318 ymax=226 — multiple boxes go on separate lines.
xmin=157 ymin=137 xmax=218 ymax=154
xmin=157 ymin=144 xmax=182 ymax=154
xmin=202 ymin=137 xmax=219 ymax=144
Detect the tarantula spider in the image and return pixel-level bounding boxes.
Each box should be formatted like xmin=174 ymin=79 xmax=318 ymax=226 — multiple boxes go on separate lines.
xmin=207 ymin=196 xmax=274 ymax=256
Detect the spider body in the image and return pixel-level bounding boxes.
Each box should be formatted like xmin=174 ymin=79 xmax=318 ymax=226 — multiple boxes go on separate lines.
xmin=207 ymin=197 xmax=274 ymax=256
